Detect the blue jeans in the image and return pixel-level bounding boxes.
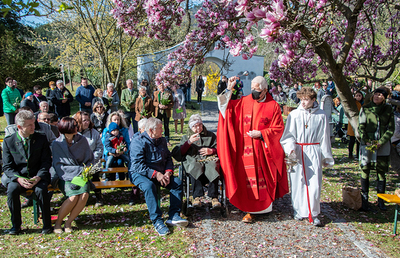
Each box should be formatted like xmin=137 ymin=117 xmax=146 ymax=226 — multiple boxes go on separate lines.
xmin=186 ymin=87 xmax=191 ymax=102
xmin=124 ymin=111 xmax=138 ymax=133
xmin=5 ymin=113 xmax=16 ymax=125
xmin=130 ymin=173 xmax=182 ymax=223
xmin=106 ymin=154 xmax=130 ymax=169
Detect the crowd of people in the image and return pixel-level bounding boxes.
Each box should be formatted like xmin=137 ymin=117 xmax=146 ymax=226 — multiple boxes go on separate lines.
xmin=1 ymin=74 xmax=399 ymax=238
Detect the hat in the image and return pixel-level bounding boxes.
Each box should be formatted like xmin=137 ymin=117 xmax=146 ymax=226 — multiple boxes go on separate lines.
xmin=25 ymin=92 xmax=33 ymax=98
xmin=108 ymin=122 xmax=119 ymax=132
xmin=189 ymin=114 xmax=203 ymax=129
xmin=374 ymin=87 xmax=388 ymax=99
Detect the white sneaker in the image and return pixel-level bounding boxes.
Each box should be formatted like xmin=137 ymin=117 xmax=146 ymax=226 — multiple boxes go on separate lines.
xmin=313 ymin=217 xmax=322 ymax=227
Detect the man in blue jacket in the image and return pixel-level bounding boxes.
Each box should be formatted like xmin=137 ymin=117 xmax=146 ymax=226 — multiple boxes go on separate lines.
xmin=129 ymin=117 xmax=188 ymax=236
xmin=75 ymin=78 xmax=95 ymax=113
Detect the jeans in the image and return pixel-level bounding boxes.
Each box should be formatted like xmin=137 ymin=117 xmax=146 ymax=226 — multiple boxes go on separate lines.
xmin=130 ymin=173 xmax=182 ymax=223
xmin=5 ymin=113 xmax=16 ymax=125
xmin=157 ymin=112 xmax=170 ymax=142
xmin=197 ymin=91 xmax=202 ymax=103
xmin=124 ymin=111 xmax=138 ymax=133
xmin=106 ymin=154 xmax=130 ymax=170
xmin=7 ymin=180 xmax=51 ymax=230
xmin=186 ymin=87 xmax=191 ymax=102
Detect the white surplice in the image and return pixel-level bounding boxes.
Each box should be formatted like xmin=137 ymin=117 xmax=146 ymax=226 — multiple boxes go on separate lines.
xmin=280 ymin=102 xmax=334 ymax=218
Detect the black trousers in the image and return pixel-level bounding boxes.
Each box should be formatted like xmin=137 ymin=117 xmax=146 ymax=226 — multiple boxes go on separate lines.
xmin=348 ymin=136 xmax=360 ymax=157
xmin=197 ymin=91 xmax=202 ymax=103
xmin=189 ymin=174 xmax=219 ymax=199
xmin=157 ymin=112 xmax=170 ymax=141
xmin=7 ymin=180 xmax=51 ymax=230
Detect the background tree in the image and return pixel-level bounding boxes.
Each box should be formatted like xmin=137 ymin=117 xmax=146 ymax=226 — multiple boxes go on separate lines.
xmin=112 ymin=0 xmax=400 ymax=132
xmin=0 ymin=3 xmax=59 ymax=91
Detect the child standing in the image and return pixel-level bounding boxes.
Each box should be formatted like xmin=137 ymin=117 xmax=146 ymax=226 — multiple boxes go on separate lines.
xmin=104 ymin=122 xmax=130 ymax=169
xmin=280 ymin=87 xmax=334 ymax=226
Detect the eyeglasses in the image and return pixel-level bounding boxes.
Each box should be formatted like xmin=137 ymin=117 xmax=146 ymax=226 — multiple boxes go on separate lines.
xmin=97 ymin=106 xmax=104 ymax=109
xmin=43 ymin=118 xmax=51 ymax=121
xmin=322 ymin=84 xmax=327 ymax=86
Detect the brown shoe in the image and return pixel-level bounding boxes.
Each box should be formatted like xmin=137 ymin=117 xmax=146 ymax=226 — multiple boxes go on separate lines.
xmin=193 ymin=197 xmax=202 ymax=207
xmin=242 ymin=213 xmax=254 ymax=223
xmin=211 ymin=198 xmax=221 ymax=209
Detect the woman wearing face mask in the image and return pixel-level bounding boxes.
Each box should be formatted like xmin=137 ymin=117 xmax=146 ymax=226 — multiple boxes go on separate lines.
xmin=358 ymin=87 xmax=394 ymax=211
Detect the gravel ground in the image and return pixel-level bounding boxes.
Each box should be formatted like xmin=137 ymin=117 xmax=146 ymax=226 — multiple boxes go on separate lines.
xmin=185 ymin=100 xmax=385 ymax=257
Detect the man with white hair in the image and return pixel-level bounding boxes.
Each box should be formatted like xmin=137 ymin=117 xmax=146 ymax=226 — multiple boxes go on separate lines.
xmin=129 ymin=117 xmax=188 ymax=236
xmin=217 ymin=75 xmax=288 ymax=223
xmin=121 ymin=79 xmax=139 ymax=132
xmin=2 ymin=110 xmax=53 ymax=235
xmin=50 ymin=80 xmax=74 ymax=119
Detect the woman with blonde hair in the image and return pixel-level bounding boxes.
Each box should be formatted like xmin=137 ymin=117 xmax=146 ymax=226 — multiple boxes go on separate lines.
xmin=91 ymin=101 xmax=108 ymax=134
xmin=92 ymin=88 xmax=109 ymax=112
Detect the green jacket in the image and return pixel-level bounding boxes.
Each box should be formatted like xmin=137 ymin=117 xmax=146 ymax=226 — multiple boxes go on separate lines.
xmin=120 ymin=88 xmax=138 ymax=112
xmin=358 ymin=101 xmax=394 ymax=146
xmin=1 ymin=86 xmax=22 ymax=113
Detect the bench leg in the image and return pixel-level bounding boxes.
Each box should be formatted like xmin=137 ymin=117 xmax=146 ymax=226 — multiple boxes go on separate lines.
xmin=33 ymin=198 xmax=39 ymax=225
xmin=394 ymin=204 xmax=399 ymax=235
xmin=157 ymin=186 xmax=161 ymax=207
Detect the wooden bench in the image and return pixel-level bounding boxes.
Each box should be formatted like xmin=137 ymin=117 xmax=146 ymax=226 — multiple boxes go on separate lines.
xmin=100 ymin=167 xmax=128 ymax=174
xmin=377 ymin=193 xmax=400 ymax=234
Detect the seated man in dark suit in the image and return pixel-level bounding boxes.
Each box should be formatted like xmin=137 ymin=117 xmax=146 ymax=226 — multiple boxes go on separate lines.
xmin=2 ymin=110 xmax=53 ymax=235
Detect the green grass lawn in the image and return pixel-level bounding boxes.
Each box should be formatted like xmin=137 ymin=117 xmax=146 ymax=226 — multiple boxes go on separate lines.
xmin=1 ymin=96 xmax=400 ymax=257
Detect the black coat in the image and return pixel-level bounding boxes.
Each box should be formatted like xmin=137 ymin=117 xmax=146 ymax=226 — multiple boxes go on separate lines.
xmin=20 ymin=98 xmax=38 ymax=112
xmin=2 ymin=132 xmax=52 ymax=183
xmin=90 ymin=112 xmax=108 ymax=134
xmin=50 ymin=87 xmax=74 ymax=118
xmin=217 ymin=80 xmax=227 ymax=95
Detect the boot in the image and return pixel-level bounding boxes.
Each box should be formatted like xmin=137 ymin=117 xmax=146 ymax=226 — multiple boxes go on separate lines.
xmin=360 ymin=178 xmax=370 ymax=212
xmin=94 ymin=190 xmax=104 ymax=208
xmin=377 ymin=180 xmax=387 ymax=211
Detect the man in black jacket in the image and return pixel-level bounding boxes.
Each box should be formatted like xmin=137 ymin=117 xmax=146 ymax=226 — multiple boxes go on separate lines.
xmin=2 ymin=110 xmax=53 ymax=235
xmin=50 ymin=80 xmax=74 ymax=119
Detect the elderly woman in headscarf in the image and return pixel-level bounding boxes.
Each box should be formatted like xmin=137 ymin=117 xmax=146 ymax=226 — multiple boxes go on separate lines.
xmin=172 ymin=114 xmax=221 ymax=209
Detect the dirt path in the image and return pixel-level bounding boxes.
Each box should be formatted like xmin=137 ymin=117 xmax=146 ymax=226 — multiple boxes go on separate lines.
xmin=185 ymin=100 xmax=384 ymax=257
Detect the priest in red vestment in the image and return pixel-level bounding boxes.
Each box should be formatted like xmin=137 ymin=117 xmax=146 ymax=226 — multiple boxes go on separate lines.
xmin=217 ymin=76 xmax=288 ymax=223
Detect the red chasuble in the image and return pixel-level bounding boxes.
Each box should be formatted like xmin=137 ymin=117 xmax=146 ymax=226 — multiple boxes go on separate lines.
xmin=217 ymin=94 xmax=288 ymax=212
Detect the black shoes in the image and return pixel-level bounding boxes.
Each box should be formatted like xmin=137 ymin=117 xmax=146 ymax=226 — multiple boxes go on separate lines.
xmin=41 ymin=227 xmax=53 ymax=234
xmin=21 ymin=197 xmax=33 ymax=208
xmin=8 ymin=227 xmax=21 ymax=235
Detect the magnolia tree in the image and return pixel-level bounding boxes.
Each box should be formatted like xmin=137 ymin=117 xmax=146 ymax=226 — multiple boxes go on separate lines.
xmin=112 ymin=0 xmax=400 ymax=130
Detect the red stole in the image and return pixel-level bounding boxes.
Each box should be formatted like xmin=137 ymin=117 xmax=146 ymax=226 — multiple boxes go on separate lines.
xmin=217 ymin=94 xmax=288 ymax=212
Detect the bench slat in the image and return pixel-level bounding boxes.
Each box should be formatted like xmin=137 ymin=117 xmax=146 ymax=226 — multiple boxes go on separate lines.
xmin=93 ymin=180 xmax=134 ymax=189
xmin=101 ymin=167 xmax=128 ymax=173
xmin=377 ymin=193 xmax=400 ymax=204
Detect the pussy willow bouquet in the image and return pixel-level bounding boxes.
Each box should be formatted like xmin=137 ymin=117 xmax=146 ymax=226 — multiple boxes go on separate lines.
xmin=122 ymin=94 xmax=136 ymax=110
xmin=198 ymin=154 xmax=219 ymax=164
xmin=366 ymin=140 xmax=379 ymax=152
xmin=160 ymin=94 xmax=171 ymax=105
xmin=140 ymin=109 xmax=149 ymax=117
xmin=13 ymin=97 xmax=21 ymax=108
xmin=81 ymin=160 xmax=102 ymax=181
xmin=116 ymin=142 xmax=126 ymax=153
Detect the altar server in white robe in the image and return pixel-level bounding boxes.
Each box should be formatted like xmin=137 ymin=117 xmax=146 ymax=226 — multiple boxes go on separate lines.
xmin=280 ymin=87 xmax=334 ymax=226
